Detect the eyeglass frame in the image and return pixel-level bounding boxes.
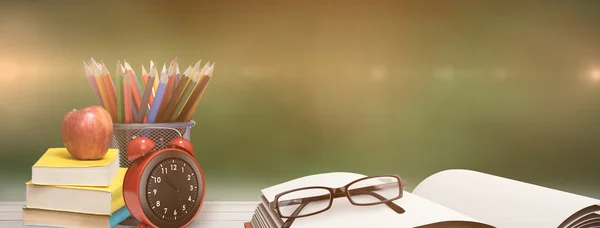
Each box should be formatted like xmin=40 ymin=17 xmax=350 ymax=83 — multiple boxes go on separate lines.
xmin=269 ymin=174 xmax=408 ymax=219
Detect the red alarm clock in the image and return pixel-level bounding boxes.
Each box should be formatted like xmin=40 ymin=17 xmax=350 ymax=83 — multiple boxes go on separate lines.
xmin=123 ymin=137 xmax=206 ymax=228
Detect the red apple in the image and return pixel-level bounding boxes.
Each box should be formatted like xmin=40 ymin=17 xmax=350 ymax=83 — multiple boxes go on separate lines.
xmin=61 ymin=106 xmax=113 ymax=160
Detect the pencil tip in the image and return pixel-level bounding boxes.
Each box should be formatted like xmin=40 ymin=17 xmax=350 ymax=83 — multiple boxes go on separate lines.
xmin=207 ymin=63 xmax=215 ymax=76
xmin=168 ymin=64 xmax=174 ymax=75
xmin=102 ymin=63 xmax=109 ymax=75
xmin=83 ymin=63 xmax=92 ymax=77
xmin=160 ymin=69 xmax=168 ymax=82
xmin=192 ymin=61 xmax=201 ymax=73
xmin=200 ymin=62 xmax=210 ymax=74
xmin=183 ymin=65 xmax=192 ymax=76
xmin=153 ymin=65 xmax=159 ymax=77
xmin=125 ymin=61 xmax=132 ymax=70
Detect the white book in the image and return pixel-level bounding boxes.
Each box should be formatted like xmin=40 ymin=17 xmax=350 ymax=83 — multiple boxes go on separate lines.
xmin=250 ymin=169 xmax=600 ymax=228
xmin=25 ymin=168 xmax=127 ymax=215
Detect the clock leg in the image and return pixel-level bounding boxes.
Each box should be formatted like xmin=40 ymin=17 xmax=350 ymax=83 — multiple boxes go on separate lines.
xmin=137 ymin=222 xmax=147 ymax=228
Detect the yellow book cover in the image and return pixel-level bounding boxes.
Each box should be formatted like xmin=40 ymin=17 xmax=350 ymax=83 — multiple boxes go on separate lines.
xmin=34 ymin=148 xmax=118 ymax=168
xmin=26 ymin=168 xmax=127 ymax=215
xmin=32 ymin=148 xmax=120 ymax=186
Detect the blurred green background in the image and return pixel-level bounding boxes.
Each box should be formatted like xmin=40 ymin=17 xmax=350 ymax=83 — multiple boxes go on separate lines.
xmin=1 ymin=0 xmax=599 ymax=201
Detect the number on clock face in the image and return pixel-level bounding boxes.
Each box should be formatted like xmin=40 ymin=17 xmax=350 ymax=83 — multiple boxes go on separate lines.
xmin=146 ymin=158 xmax=199 ymax=221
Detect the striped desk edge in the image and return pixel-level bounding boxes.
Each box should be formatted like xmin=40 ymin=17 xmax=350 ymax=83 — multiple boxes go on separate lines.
xmin=0 ymin=201 xmax=259 ymax=228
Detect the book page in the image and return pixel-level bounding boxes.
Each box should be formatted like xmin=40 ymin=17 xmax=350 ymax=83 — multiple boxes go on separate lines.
xmin=412 ymin=169 xmax=600 ymax=228
xmin=261 ymin=172 xmax=492 ymax=227
xmin=568 ymin=212 xmax=599 ymax=228
xmin=564 ymin=205 xmax=600 ymax=228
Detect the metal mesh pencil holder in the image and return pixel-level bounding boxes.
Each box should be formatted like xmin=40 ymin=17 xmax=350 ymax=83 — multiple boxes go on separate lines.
xmin=110 ymin=121 xmax=196 ymax=168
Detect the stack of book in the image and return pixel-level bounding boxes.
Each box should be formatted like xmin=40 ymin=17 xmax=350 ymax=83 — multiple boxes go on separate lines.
xmin=22 ymin=148 xmax=131 ymax=228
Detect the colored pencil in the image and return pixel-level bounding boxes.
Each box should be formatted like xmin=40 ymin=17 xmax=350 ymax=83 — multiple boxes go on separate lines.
xmin=159 ymin=62 xmax=200 ymax=122
xmin=102 ymin=61 xmax=117 ymax=95
xmin=147 ymin=67 xmax=168 ymax=124
xmin=178 ymin=63 xmax=214 ymax=122
xmin=100 ymin=62 xmax=118 ymax=119
xmin=131 ymin=95 xmax=139 ymax=122
xmin=124 ymin=61 xmax=142 ymax=111
xmin=123 ymin=73 xmax=133 ymax=123
xmin=142 ymin=65 xmax=149 ymax=86
xmin=127 ymin=61 xmax=144 ymax=97
xmin=158 ymin=64 xmax=175 ymax=118
xmin=83 ymin=62 xmax=104 ymax=106
xmin=174 ymin=62 xmax=181 ymax=88
xmin=92 ymin=63 xmax=113 ymax=119
xmin=136 ymin=66 xmax=156 ymax=123
xmin=168 ymin=58 xmax=178 ymax=87
xmin=135 ymin=64 xmax=145 ymax=93
xmin=115 ymin=61 xmax=124 ymax=123
xmin=148 ymin=62 xmax=158 ymax=106
xmin=152 ymin=62 xmax=159 ymax=97
xmin=169 ymin=63 xmax=204 ymax=122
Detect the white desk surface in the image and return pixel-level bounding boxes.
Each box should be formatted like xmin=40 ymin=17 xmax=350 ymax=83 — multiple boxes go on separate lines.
xmin=0 ymin=201 xmax=258 ymax=228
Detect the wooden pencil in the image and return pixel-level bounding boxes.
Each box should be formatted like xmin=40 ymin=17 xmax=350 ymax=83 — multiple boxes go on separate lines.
xmin=115 ymin=61 xmax=124 ymax=123
xmin=131 ymin=94 xmax=139 ymax=122
xmin=136 ymin=66 xmax=156 ymax=123
xmin=177 ymin=63 xmax=215 ymax=122
xmin=127 ymin=61 xmax=145 ymax=99
xmin=124 ymin=61 xmax=142 ymax=112
xmin=168 ymin=63 xmax=205 ymax=122
xmin=174 ymin=62 xmax=181 ymax=88
xmin=134 ymin=64 xmax=145 ymax=94
xmin=92 ymin=64 xmax=113 ymax=119
xmin=148 ymin=62 xmax=158 ymax=107
xmin=158 ymin=64 xmax=175 ymax=118
xmin=158 ymin=61 xmax=199 ymax=122
xmin=100 ymin=62 xmax=118 ymax=119
xmin=83 ymin=62 xmax=104 ymax=107
xmin=142 ymin=65 xmax=149 ymax=85
xmin=123 ymin=73 xmax=133 ymax=123
xmin=141 ymin=65 xmax=151 ymax=123
xmin=147 ymin=67 xmax=168 ymax=124
xmin=152 ymin=62 xmax=159 ymax=97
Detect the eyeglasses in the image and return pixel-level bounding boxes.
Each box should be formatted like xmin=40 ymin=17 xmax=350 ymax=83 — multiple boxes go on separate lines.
xmin=269 ymin=175 xmax=407 ymax=228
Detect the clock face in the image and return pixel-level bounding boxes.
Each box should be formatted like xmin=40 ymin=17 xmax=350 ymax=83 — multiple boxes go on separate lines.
xmin=145 ymin=158 xmax=200 ymax=222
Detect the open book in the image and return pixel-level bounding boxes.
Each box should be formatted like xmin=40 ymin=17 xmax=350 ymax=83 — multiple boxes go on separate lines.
xmin=247 ymin=169 xmax=600 ymax=228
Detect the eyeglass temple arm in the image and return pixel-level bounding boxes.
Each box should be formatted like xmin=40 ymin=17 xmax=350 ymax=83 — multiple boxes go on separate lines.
xmin=281 ymin=202 xmax=309 ymax=228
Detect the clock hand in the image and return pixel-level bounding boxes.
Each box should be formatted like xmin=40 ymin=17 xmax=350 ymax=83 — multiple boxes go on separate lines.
xmin=176 ymin=192 xmax=183 ymax=209
xmin=163 ymin=175 xmax=183 ymax=208
xmin=163 ymin=175 xmax=179 ymax=193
